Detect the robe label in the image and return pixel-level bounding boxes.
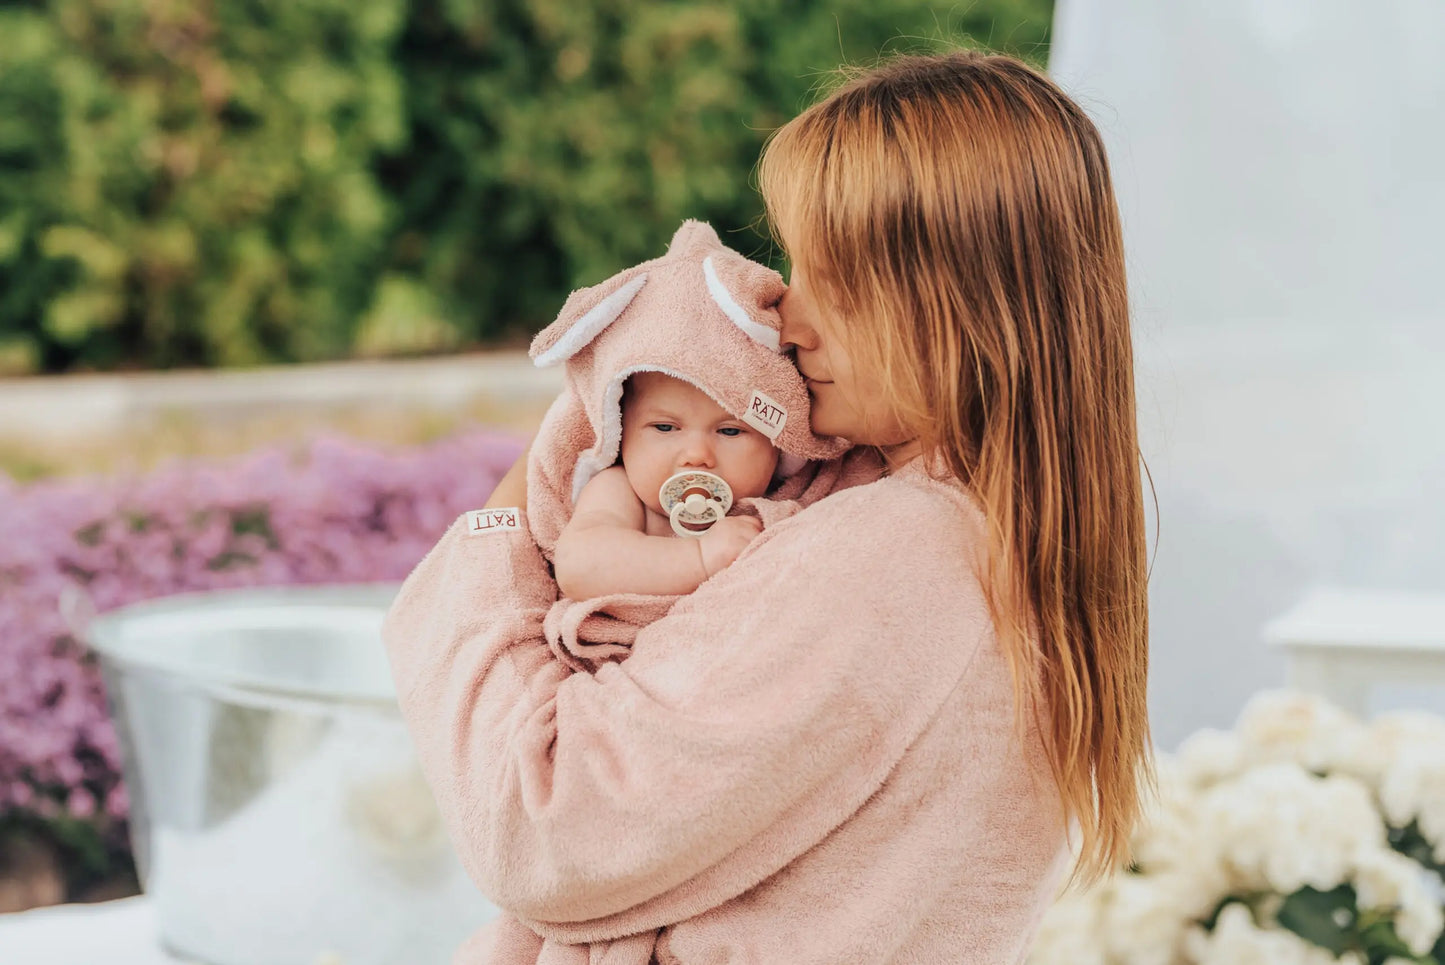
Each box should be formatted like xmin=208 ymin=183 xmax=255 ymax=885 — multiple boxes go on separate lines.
xmin=465 ymin=508 xmax=520 ymax=535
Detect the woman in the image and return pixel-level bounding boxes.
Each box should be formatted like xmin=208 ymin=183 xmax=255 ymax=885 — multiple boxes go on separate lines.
xmin=383 ymin=48 xmax=1154 ymax=964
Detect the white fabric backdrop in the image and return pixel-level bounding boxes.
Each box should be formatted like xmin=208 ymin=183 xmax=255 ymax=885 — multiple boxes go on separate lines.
xmin=1049 ymin=0 xmax=1445 ymax=748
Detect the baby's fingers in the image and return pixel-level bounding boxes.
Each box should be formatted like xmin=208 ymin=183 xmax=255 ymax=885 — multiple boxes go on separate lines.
xmin=734 ymin=515 xmax=764 ymax=534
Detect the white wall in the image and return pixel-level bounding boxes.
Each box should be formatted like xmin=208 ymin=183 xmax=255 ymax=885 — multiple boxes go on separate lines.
xmin=1049 ymin=0 xmax=1445 ymax=748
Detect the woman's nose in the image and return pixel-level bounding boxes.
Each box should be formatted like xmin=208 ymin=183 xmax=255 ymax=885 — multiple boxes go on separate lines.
xmin=778 ymin=291 xmax=819 ymax=352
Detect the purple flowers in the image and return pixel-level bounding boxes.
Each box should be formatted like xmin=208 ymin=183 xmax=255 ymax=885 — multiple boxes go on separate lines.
xmin=0 ymin=430 xmax=522 ymax=839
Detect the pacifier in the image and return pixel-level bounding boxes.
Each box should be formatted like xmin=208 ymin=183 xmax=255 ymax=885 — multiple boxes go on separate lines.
xmin=658 ymin=470 xmax=733 ymax=539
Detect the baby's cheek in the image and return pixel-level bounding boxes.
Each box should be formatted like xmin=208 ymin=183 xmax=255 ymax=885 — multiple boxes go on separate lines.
xmin=739 ymin=454 xmax=781 ymax=499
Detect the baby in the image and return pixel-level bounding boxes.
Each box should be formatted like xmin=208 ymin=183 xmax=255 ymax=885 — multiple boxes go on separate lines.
xmin=553 ymin=370 xmax=775 ymax=600
xmin=519 ymin=220 xmax=848 ymax=655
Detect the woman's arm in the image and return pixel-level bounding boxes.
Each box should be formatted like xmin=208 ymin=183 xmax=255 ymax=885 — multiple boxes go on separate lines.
xmin=484 ymin=438 xmax=531 ymax=510
xmin=382 ymin=480 xmax=982 ymax=934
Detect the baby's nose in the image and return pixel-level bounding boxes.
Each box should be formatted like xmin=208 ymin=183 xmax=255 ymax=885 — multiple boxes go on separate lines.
xmin=678 ymin=439 xmax=716 ymax=468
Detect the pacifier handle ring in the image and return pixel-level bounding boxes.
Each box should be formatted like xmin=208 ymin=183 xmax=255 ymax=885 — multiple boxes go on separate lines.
xmin=669 ymin=500 xmax=721 ymax=539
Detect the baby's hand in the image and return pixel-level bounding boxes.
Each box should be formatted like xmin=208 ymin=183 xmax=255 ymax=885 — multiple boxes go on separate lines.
xmin=697 ymin=515 xmax=764 ymax=578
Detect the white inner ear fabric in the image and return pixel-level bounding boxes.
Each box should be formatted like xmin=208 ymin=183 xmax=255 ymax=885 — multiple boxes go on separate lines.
xmin=533 ymin=274 xmax=649 ymax=367
xmin=703 ymin=257 xmax=781 ymax=353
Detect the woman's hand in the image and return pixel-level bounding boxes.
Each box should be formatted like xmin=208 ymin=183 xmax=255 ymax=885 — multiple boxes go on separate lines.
xmin=484 ymin=438 xmax=532 ymax=510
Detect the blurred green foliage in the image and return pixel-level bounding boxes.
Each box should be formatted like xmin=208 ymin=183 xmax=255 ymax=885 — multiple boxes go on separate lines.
xmin=0 ymin=0 xmax=405 ymax=372
xmin=0 ymin=0 xmax=1052 ymax=374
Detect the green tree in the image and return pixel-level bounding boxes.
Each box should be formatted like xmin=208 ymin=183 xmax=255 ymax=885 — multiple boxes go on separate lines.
xmin=0 ymin=0 xmax=1053 ymax=372
xmin=380 ymin=0 xmax=1054 ymax=349
xmin=0 ymin=0 xmax=406 ymax=372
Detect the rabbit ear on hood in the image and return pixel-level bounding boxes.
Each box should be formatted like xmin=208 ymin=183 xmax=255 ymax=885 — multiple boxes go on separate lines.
xmin=665 ymin=221 xmax=786 ymax=353
xmin=529 ymin=267 xmax=649 ymax=367
xmin=701 ymin=252 xmax=786 ymax=353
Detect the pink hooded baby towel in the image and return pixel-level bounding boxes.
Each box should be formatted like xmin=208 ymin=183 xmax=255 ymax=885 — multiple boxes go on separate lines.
xmin=524 ymin=219 xmax=850 ymax=560
xmin=522 ymin=220 xmax=854 ymax=672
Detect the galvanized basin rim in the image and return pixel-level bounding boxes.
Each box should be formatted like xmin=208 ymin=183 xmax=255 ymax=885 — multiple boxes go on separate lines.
xmin=85 ymin=583 xmax=403 ymax=712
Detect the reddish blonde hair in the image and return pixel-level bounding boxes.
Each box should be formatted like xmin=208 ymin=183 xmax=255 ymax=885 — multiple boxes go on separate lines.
xmin=760 ymin=48 xmax=1155 ymax=890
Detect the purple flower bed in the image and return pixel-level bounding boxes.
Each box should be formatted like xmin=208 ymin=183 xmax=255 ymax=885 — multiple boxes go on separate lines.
xmin=0 ymin=429 xmax=522 ymax=870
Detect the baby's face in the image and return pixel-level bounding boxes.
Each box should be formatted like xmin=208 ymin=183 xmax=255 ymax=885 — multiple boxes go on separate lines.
xmin=619 ymin=372 xmax=780 ymax=516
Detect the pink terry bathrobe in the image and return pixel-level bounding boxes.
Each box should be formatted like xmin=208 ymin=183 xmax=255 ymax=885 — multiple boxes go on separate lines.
xmin=382 ymin=223 xmax=1074 ymax=964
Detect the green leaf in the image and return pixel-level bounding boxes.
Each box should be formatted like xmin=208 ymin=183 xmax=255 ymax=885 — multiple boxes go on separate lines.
xmin=1389 ymin=821 xmax=1445 ymax=878
xmin=1276 ymin=884 xmax=1356 ymax=956
xmin=1359 ymin=917 xmax=1419 ymax=959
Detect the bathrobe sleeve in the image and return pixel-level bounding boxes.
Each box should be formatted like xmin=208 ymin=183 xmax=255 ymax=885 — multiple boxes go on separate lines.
xmin=382 ymin=479 xmax=990 ymax=940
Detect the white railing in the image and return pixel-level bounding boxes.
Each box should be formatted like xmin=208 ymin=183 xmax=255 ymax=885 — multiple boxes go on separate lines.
xmin=1264 ymin=587 xmax=1445 ymax=717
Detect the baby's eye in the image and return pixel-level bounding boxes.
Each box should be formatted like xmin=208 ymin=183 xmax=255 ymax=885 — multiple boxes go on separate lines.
xmin=651 ymin=423 xmax=677 ymax=433
xmin=717 ymin=427 xmax=743 ymax=437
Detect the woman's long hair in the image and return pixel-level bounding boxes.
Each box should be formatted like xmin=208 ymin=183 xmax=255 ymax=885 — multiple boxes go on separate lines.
xmin=759 ymin=48 xmax=1155 ymax=891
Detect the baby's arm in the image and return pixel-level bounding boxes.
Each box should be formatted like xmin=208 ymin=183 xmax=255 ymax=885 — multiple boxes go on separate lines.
xmin=554 ymin=466 xmax=760 ymax=599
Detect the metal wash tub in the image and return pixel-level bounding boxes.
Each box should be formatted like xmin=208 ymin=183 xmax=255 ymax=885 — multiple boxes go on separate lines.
xmin=85 ymin=584 xmax=499 ymax=965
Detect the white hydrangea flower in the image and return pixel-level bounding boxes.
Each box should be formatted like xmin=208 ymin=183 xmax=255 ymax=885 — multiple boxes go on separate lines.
xmin=1349 ymin=846 xmax=1444 ymax=955
xmin=1234 ymin=689 xmax=1366 ymax=775
xmin=1335 ymin=710 xmax=1445 ymax=791
xmin=1173 ymin=728 xmax=1245 ymax=791
xmin=1378 ymin=744 xmax=1445 ymax=861
xmin=1396 ymin=899 xmax=1445 ymax=958
xmin=1393 ymin=880 xmax=1445 ymax=956
xmin=1152 ymin=751 xmax=1192 ymax=797
xmin=1353 ymin=847 xmax=1429 ymax=910
xmin=1199 ymin=763 xmax=1382 ymax=894
xmin=1100 ymin=869 xmax=1221 ymax=965
xmin=1027 ymin=885 xmax=1108 ymax=965
xmin=1183 ymin=902 xmax=1366 ymax=965
xmin=1131 ymin=765 xmax=1217 ymax=877
xmin=1120 ymin=707 xmax=1445 ymax=965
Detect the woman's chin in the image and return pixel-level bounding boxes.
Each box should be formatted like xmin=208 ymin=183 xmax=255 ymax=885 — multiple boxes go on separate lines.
xmin=805 ymin=390 xmax=858 ymax=441
xmin=808 ymin=414 xmax=855 ymax=442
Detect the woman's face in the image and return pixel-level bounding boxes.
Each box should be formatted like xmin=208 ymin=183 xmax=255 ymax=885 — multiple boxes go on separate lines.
xmin=778 ymin=261 xmax=914 ymax=448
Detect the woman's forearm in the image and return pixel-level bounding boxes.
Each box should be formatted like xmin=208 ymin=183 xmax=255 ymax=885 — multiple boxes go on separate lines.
xmin=554 ymin=524 xmax=706 ymax=599
xmin=484 ymin=439 xmax=532 ymax=510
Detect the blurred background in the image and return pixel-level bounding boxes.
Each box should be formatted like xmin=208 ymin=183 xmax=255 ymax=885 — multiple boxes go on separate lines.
xmin=0 ymin=0 xmax=1050 ymax=378
xmin=0 ymin=0 xmax=1053 ymax=924
xmin=3 ymin=1 xmax=1444 ymax=963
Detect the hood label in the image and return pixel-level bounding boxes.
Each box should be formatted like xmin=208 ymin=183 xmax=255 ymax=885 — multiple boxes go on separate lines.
xmin=744 ymin=390 xmax=787 ymax=440
xmin=466 ymin=508 xmax=520 ymax=535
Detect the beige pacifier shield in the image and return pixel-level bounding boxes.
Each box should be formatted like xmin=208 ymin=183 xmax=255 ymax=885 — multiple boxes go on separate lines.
xmin=659 ymin=470 xmax=734 ymax=538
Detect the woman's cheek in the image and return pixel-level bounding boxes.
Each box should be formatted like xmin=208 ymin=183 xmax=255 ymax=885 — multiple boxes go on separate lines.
xmin=807 ymin=394 xmax=844 ymax=438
